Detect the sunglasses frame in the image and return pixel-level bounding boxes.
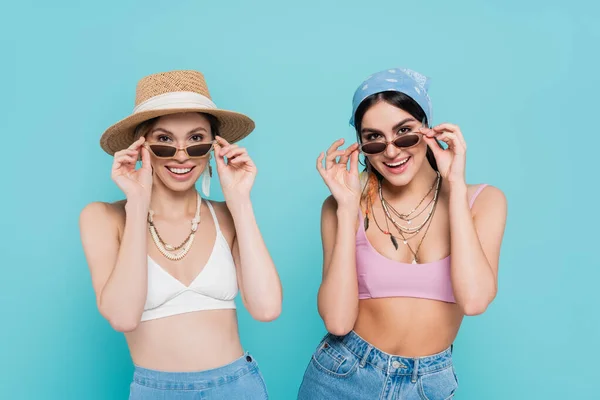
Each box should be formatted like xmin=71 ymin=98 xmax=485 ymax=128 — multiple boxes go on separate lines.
xmin=358 ymin=118 xmax=428 ymax=156
xmin=143 ymin=140 xmax=216 ymax=159
xmin=359 ymin=132 xmax=424 ymax=155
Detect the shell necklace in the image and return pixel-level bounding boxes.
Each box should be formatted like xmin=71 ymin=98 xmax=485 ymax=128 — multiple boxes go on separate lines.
xmin=147 ymin=192 xmax=201 ymax=261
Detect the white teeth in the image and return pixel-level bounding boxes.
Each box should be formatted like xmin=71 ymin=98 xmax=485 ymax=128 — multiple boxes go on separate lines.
xmin=386 ymin=158 xmax=409 ymax=167
xmin=168 ymin=167 xmax=192 ymax=174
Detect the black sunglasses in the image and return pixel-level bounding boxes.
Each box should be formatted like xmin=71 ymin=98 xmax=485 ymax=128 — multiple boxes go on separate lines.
xmin=144 ymin=141 xmax=215 ymax=159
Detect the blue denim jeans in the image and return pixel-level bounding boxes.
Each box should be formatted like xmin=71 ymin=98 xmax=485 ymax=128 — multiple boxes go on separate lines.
xmin=129 ymin=352 xmax=268 ymax=399
xmin=298 ymin=331 xmax=459 ymax=400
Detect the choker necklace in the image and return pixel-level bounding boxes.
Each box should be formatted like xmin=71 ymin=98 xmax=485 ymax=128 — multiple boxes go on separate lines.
xmin=147 ymin=192 xmax=201 ymax=261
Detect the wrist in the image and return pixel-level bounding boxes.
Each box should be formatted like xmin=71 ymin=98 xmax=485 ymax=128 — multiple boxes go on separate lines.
xmin=227 ymin=197 xmax=253 ymax=217
xmin=125 ymin=198 xmax=150 ymax=216
xmin=448 ymin=181 xmax=468 ymax=194
xmin=449 ymin=183 xmax=468 ymax=205
xmin=336 ymin=203 xmax=359 ymax=219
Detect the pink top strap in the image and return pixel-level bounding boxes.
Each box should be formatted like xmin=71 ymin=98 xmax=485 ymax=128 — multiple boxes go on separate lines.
xmin=469 ymin=184 xmax=489 ymax=208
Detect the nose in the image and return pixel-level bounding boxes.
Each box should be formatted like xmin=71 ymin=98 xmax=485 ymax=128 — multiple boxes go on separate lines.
xmin=384 ymin=141 xmax=400 ymax=158
xmin=174 ymin=147 xmax=188 ymax=162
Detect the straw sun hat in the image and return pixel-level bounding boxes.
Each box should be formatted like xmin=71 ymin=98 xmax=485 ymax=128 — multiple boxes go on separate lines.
xmin=100 ymin=70 xmax=255 ymax=155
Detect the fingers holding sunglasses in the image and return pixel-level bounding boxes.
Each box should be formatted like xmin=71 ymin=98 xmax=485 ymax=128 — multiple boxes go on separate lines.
xmin=112 ymin=149 xmax=138 ymax=168
xmin=222 ymin=145 xmax=246 ymax=161
xmin=326 ymin=138 xmax=345 ymax=153
xmin=325 ymin=150 xmax=348 ymax=169
xmin=228 ymin=154 xmax=255 ymax=170
xmin=227 ymin=147 xmax=255 ymax=168
xmin=435 ymin=132 xmax=465 ymax=156
xmin=422 ymin=135 xmax=445 ymax=158
xmin=349 ymin=146 xmax=360 ymax=176
xmin=432 ymin=123 xmax=467 ymax=150
xmin=213 ymin=138 xmax=227 ymax=169
xmin=111 ymin=153 xmax=138 ymax=184
xmin=127 ymin=136 xmax=145 ymax=152
xmin=339 ymin=143 xmax=359 ymax=166
xmin=418 ymin=127 xmax=436 ymax=138
xmin=325 ymin=138 xmax=345 ymax=159
xmin=140 ymin=145 xmax=152 ymax=171
xmin=214 ymin=136 xmax=232 ymax=156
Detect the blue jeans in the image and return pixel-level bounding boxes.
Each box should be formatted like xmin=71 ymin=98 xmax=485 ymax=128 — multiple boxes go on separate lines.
xmin=129 ymin=352 xmax=268 ymax=399
xmin=298 ymin=331 xmax=459 ymax=400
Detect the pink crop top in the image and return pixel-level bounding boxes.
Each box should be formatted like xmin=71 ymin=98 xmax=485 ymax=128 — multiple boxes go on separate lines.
xmin=356 ymin=184 xmax=488 ymax=303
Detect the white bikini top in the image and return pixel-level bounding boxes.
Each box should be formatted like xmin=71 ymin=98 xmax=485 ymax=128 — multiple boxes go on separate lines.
xmin=141 ymin=201 xmax=238 ymax=322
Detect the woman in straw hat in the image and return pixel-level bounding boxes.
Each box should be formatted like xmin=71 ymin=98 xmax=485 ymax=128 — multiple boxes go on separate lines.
xmin=298 ymin=68 xmax=507 ymax=399
xmin=80 ymin=70 xmax=281 ymax=399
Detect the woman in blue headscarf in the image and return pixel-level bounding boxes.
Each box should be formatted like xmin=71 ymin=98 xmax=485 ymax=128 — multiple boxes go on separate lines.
xmin=297 ymin=68 xmax=507 ymax=399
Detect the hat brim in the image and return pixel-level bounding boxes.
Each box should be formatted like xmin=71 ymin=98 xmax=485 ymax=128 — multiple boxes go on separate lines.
xmin=100 ymin=108 xmax=255 ymax=155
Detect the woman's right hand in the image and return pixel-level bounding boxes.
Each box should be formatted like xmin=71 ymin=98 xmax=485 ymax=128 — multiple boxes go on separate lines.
xmin=111 ymin=136 xmax=153 ymax=204
xmin=316 ymin=139 xmax=361 ymax=209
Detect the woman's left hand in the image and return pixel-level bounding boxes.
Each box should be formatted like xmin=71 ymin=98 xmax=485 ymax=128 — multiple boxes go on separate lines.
xmin=214 ymin=136 xmax=257 ymax=202
xmin=420 ymin=123 xmax=467 ymax=185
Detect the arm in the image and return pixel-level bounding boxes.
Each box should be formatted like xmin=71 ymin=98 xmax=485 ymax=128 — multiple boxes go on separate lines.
xmin=314 ymin=139 xmax=362 ymax=335
xmin=80 ymin=136 xmax=153 ymax=332
xmin=79 ymin=200 xmax=149 ymax=332
xmin=230 ymin=200 xmax=282 ymax=322
xmin=448 ymin=184 xmax=507 ymax=315
xmin=421 ymin=123 xmax=507 ymax=316
xmin=316 ymin=196 xmax=360 ymax=336
xmin=213 ymin=136 xmax=282 ymax=322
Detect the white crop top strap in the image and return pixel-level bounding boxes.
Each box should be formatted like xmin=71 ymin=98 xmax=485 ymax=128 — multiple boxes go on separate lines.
xmin=140 ymin=198 xmax=239 ymax=322
xmin=205 ymin=200 xmax=221 ymax=233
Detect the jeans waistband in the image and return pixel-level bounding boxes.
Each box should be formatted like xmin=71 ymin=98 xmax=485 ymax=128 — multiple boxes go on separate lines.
xmin=133 ymin=352 xmax=258 ymax=390
xmin=331 ymin=331 xmax=453 ymax=377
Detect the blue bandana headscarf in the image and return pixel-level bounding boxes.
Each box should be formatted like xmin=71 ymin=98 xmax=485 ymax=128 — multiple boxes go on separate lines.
xmin=349 ymin=67 xmax=433 ymax=128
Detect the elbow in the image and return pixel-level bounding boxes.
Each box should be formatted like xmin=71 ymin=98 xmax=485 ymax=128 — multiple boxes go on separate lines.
xmin=251 ymin=303 xmax=282 ymax=322
xmin=325 ymin=322 xmax=353 ymax=337
xmin=253 ymin=308 xmax=281 ymax=322
xmin=98 ymin=300 xmax=140 ymax=332
xmin=461 ymin=301 xmax=488 ymax=316
xmin=459 ymin=283 xmax=497 ymax=316
xmin=322 ymin=314 xmax=354 ymax=336
xmin=318 ymin=301 xmax=357 ymax=336
xmin=108 ymin=317 xmax=140 ymax=333
xmin=460 ymin=293 xmax=495 ymax=316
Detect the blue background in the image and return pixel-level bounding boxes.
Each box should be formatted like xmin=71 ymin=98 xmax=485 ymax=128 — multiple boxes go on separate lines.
xmin=2 ymin=0 xmax=599 ymax=398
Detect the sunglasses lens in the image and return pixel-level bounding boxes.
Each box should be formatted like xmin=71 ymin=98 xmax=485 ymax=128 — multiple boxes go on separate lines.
xmin=361 ymin=142 xmax=387 ymax=154
xmin=149 ymin=145 xmax=177 ymax=158
xmin=187 ymin=143 xmax=213 ymax=157
xmin=394 ymin=134 xmax=420 ymax=148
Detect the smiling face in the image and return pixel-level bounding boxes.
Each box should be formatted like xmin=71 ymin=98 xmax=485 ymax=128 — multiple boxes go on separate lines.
xmin=359 ymin=101 xmax=429 ymax=187
xmin=142 ymin=112 xmax=216 ymax=192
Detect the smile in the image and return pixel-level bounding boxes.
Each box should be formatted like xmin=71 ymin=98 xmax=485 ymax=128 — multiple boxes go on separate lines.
xmin=384 ymin=157 xmax=410 ymax=168
xmin=166 ymin=166 xmax=195 ymax=175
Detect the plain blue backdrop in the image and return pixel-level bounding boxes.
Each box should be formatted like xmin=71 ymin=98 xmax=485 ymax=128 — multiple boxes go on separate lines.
xmin=2 ymin=0 xmax=599 ymax=399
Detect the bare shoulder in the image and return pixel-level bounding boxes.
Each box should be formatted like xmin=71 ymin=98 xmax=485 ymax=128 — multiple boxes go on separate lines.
xmin=322 ymin=195 xmax=339 ymax=215
xmin=468 ymin=184 xmax=507 ymax=217
xmin=206 ymin=200 xmax=235 ymax=230
xmin=320 ymin=195 xmax=361 ymax=231
xmin=79 ymin=200 xmax=127 ymax=235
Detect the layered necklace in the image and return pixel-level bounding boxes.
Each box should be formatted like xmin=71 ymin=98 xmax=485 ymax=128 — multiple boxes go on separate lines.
xmin=147 ymin=192 xmax=201 ymax=261
xmin=364 ymin=172 xmax=441 ymax=264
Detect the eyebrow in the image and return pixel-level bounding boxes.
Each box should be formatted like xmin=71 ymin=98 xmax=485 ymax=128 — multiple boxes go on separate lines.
xmin=150 ymin=126 xmax=209 ymax=135
xmin=361 ymin=118 xmax=416 ymax=135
